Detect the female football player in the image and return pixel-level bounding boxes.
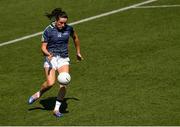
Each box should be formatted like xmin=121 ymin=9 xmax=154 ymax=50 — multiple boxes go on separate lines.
xmin=28 ymin=8 xmax=83 ymax=117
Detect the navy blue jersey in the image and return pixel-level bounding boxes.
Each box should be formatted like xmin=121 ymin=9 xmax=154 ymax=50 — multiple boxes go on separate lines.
xmin=41 ymin=22 xmax=74 ymax=58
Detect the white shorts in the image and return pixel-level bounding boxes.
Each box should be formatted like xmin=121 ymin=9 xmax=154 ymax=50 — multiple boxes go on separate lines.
xmin=44 ymin=56 xmax=70 ymax=70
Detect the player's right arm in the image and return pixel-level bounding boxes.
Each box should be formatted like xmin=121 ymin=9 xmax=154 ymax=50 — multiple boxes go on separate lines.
xmin=41 ymin=42 xmax=53 ymax=60
xmin=41 ymin=27 xmax=53 ymax=60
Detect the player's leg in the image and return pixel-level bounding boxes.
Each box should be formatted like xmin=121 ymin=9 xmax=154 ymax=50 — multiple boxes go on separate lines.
xmin=39 ymin=67 xmax=56 ymax=95
xmin=53 ymin=65 xmax=69 ymax=117
xmin=28 ymin=67 xmax=56 ymax=104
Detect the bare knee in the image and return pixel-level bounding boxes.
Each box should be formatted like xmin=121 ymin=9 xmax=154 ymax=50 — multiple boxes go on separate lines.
xmin=47 ymin=79 xmax=55 ymax=86
xmin=60 ymin=84 xmax=67 ymax=89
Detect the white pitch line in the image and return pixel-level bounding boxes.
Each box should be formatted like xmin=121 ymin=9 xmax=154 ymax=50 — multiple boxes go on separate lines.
xmin=134 ymin=4 xmax=180 ymax=9
xmin=0 ymin=0 xmax=157 ymax=47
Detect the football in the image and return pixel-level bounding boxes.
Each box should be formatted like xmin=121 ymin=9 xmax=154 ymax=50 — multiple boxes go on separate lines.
xmin=57 ymin=72 xmax=71 ymax=85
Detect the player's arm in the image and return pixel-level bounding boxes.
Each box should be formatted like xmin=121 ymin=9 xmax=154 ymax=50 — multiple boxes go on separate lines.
xmin=41 ymin=42 xmax=53 ymax=60
xmin=71 ymin=31 xmax=83 ymax=61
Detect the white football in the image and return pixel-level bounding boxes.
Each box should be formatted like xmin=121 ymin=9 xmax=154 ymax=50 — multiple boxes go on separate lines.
xmin=57 ymin=72 xmax=71 ymax=85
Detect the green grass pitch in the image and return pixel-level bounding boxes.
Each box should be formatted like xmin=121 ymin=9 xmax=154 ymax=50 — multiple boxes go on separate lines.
xmin=0 ymin=0 xmax=180 ymax=125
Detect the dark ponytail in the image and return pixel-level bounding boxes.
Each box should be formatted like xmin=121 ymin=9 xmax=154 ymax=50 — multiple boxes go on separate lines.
xmin=45 ymin=8 xmax=68 ymax=21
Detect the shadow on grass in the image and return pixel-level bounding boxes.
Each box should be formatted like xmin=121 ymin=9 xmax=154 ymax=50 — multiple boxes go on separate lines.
xmin=28 ymin=97 xmax=79 ymax=113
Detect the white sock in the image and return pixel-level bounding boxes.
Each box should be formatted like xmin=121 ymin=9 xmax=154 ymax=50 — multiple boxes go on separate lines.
xmin=33 ymin=91 xmax=40 ymax=98
xmin=54 ymin=100 xmax=61 ymax=111
xmin=36 ymin=91 xmax=40 ymax=98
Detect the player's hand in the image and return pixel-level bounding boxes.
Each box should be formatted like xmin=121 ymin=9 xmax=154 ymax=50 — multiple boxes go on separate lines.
xmin=76 ymin=53 xmax=84 ymax=61
xmin=47 ymin=52 xmax=53 ymax=61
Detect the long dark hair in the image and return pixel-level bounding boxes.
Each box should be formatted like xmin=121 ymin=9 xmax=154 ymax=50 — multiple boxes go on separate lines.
xmin=45 ymin=8 xmax=68 ymax=21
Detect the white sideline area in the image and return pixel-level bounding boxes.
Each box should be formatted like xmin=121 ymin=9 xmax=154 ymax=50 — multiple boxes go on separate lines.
xmin=0 ymin=0 xmax=157 ymax=47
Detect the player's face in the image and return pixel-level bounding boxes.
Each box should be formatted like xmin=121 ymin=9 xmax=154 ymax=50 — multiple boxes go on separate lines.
xmin=56 ymin=17 xmax=68 ymax=29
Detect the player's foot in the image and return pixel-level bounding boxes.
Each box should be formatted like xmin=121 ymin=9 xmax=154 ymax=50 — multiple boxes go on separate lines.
xmin=53 ymin=110 xmax=63 ymax=118
xmin=28 ymin=91 xmax=40 ymax=104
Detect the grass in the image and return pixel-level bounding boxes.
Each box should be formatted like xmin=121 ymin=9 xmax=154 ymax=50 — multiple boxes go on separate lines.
xmin=0 ymin=0 xmax=180 ymax=125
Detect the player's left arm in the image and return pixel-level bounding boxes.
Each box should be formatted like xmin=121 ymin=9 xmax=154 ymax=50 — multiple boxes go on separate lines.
xmin=71 ymin=31 xmax=84 ymax=61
